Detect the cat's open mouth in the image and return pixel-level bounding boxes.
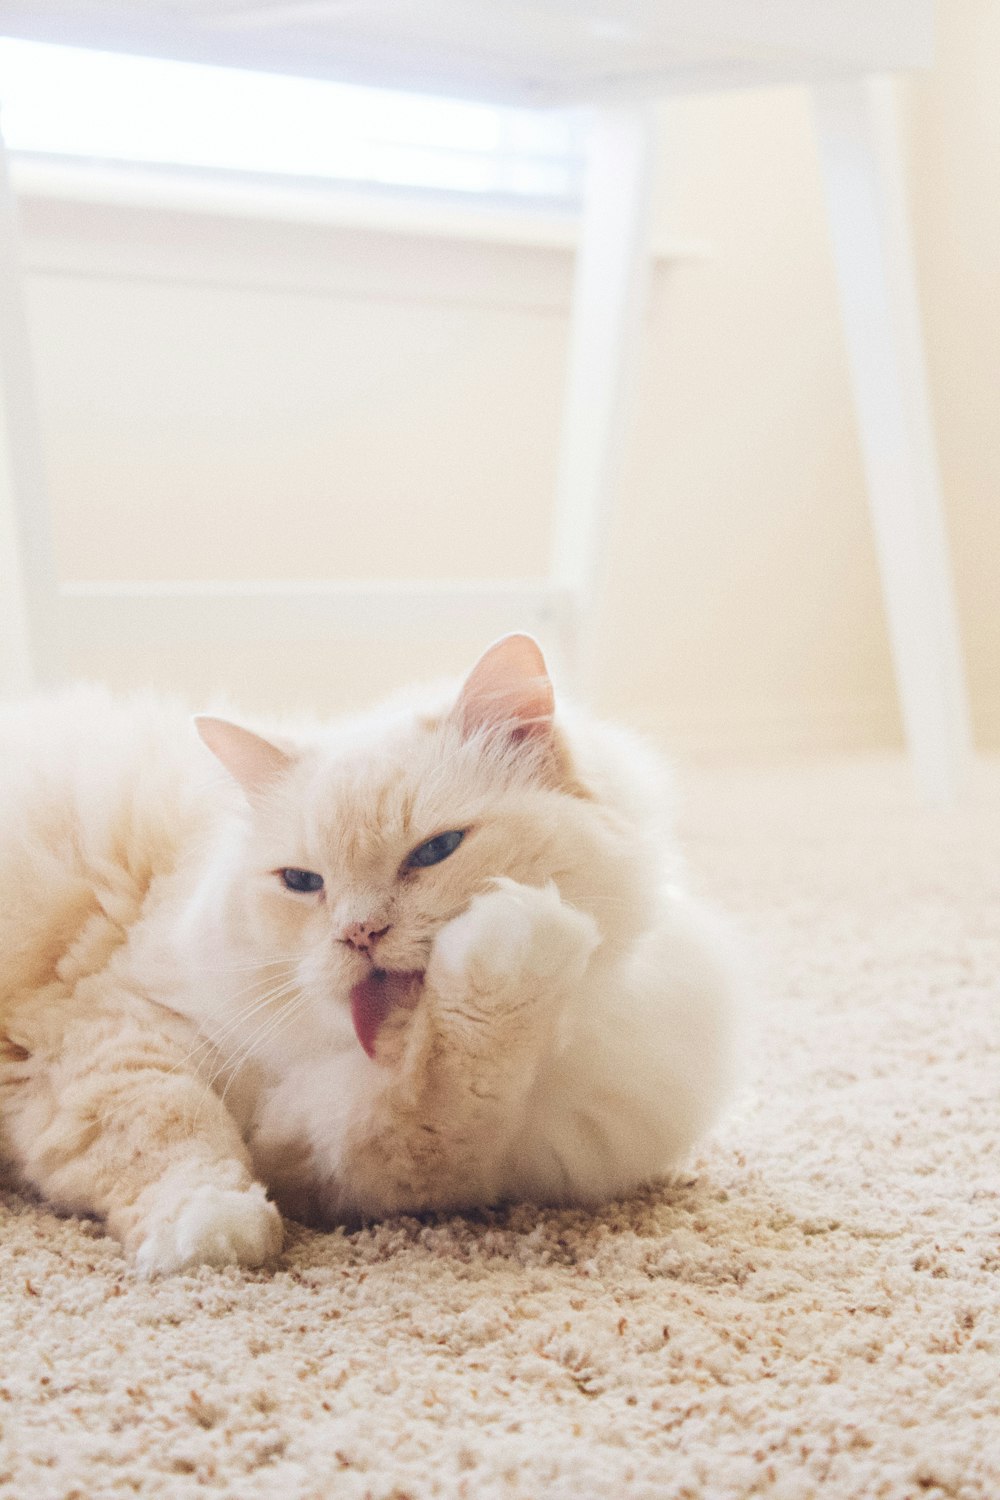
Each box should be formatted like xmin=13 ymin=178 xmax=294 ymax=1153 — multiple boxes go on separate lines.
xmin=349 ymin=968 xmax=423 ymax=1060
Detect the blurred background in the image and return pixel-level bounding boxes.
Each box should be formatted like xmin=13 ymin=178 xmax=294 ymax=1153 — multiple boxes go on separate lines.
xmin=0 ymin=0 xmax=995 ymax=765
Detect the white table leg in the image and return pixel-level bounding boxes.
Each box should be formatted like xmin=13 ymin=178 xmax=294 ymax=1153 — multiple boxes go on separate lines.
xmin=812 ymin=75 xmax=972 ymax=804
xmin=0 ymin=116 xmax=55 ymax=694
xmin=551 ymin=105 xmax=655 ymax=696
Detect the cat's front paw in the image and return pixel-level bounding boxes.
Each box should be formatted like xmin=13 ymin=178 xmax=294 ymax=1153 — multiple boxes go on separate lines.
xmin=134 ymin=1181 xmax=283 ymax=1278
xmin=431 ymin=879 xmax=599 ymax=1001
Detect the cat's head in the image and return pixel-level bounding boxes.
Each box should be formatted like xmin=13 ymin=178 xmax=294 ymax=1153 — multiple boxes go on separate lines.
xmin=196 ymin=635 xmax=665 ymax=1050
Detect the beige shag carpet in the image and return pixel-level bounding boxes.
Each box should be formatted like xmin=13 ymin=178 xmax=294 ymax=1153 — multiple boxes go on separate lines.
xmin=2 ymin=756 xmax=999 ymax=1500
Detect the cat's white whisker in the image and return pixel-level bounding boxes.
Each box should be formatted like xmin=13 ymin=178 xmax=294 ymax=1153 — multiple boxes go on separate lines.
xmin=207 ymin=967 xmax=299 ymax=1010
xmin=91 ymin=974 xmax=306 ymax=1140
xmin=196 ymin=956 xmax=299 ymax=974
xmin=225 ymin=993 xmax=311 ymax=1082
xmin=209 ymin=992 xmax=312 ymax=1119
xmin=198 ymin=980 xmax=303 ymax=1061
xmin=203 ymin=978 xmax=306 ymax=1067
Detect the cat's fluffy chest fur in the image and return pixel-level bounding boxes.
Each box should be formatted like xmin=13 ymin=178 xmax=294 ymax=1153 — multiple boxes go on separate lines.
xmin=182 ymin=880 xmax=734 ymax=1227
xmin=0 ymin=636 xmax=740 ymax=1273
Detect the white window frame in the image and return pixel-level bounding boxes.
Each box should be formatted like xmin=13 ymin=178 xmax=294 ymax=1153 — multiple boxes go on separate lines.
xmin=0 ymin=36 xmax=586 ymax=245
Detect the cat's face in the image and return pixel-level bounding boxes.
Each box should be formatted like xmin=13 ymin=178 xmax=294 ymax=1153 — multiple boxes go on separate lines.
xmin=237 ymin=720 xmax=575 ymax=990
xmin=199 ymin=635 xmax=652 ymax=1043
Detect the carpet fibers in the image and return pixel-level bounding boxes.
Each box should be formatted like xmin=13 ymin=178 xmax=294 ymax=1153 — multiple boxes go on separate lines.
xmin=2 ymin=757 xmax=998 ymax=1499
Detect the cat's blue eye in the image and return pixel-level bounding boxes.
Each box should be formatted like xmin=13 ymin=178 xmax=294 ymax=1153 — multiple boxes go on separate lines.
xmin=279 ymin=867 xmax=324 ymax=894
xmin=406 ymin=830 xmax=465 ymax=869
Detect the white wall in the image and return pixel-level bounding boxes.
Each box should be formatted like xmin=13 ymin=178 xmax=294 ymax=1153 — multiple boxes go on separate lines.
xmin=12 ymin=1 xmax=997 ymax=758
xmin=906 ymin=0 xmax=1000 ymax=752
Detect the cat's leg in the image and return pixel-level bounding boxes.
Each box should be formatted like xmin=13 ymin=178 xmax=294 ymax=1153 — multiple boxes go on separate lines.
xmin=0 ymin=983 xmax=282 ymax=1276
xmin=338 ymin=879 xmax=600 ymax=1215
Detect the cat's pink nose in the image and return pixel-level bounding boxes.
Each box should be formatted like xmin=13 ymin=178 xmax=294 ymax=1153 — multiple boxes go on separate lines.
xmin=340 ymin=920 xmax=391 ymax=956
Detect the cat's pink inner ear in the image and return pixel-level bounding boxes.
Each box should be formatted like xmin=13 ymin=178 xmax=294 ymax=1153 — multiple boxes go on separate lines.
xmin=194 ymin=716 xmax=295 ymax=798
xmin=454 ymin=633 xmax=555 ymax=741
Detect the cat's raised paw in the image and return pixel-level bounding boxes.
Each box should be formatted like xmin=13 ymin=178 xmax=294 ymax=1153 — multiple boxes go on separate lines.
xmin=432 ymin=878 xmax=599 ymax=999
xmin=134 ymin=1181 xmax=283 ymax=1278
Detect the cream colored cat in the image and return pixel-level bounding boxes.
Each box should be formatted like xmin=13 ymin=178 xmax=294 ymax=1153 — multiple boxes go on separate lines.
xmin=0 ymin=635 xmax=739 ymax=1275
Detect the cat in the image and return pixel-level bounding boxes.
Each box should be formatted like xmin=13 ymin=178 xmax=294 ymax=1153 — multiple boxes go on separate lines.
xmin=0 ymin=634 xmax=740 ymax=1275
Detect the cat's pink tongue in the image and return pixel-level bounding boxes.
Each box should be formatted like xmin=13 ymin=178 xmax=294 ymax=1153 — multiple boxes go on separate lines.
xmin=349 ymin=969 xmax=421 ymax=1059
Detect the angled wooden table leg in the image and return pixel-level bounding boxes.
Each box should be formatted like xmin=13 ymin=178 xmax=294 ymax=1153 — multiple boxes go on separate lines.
xmin=551 ymin=105 xmax=656 ymax=697
xmin=813 ymin=75 xmax=972 ymax=803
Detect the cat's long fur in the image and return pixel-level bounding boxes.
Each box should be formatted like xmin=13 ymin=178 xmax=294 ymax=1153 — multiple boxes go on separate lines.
xmin=0 ymin=636 xmax=739 ymax=1275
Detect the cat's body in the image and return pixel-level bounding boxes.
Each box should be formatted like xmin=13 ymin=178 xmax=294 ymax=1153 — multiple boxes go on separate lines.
xmin=0 ymin=637 xmax=739 ymax=1274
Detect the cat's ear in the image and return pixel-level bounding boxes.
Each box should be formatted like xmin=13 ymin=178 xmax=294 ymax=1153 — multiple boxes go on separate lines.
xmin=194 ymin=716 xmax=295 ymax=799
xmin=453 ymin=633 xmax=555 ymax=743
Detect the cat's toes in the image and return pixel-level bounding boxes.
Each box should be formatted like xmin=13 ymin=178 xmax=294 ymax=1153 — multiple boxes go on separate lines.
xmin=134 ymin=1182 xmax=283 ymax=1278
xmin=432 ymin=879 xmax=599 ymax=995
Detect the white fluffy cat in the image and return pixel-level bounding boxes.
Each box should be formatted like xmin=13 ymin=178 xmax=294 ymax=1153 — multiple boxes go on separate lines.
xmin=0 ymin=635 xmax=739 ymax=1275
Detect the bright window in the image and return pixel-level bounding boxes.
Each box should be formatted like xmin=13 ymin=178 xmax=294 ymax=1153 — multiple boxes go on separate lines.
xmin=0 ymin=37 xmax=584 ymax=202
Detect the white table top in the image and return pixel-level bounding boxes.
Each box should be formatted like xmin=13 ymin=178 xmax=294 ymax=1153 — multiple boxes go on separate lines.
xmin=0 ymin=1 xmax=933 ymax=105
